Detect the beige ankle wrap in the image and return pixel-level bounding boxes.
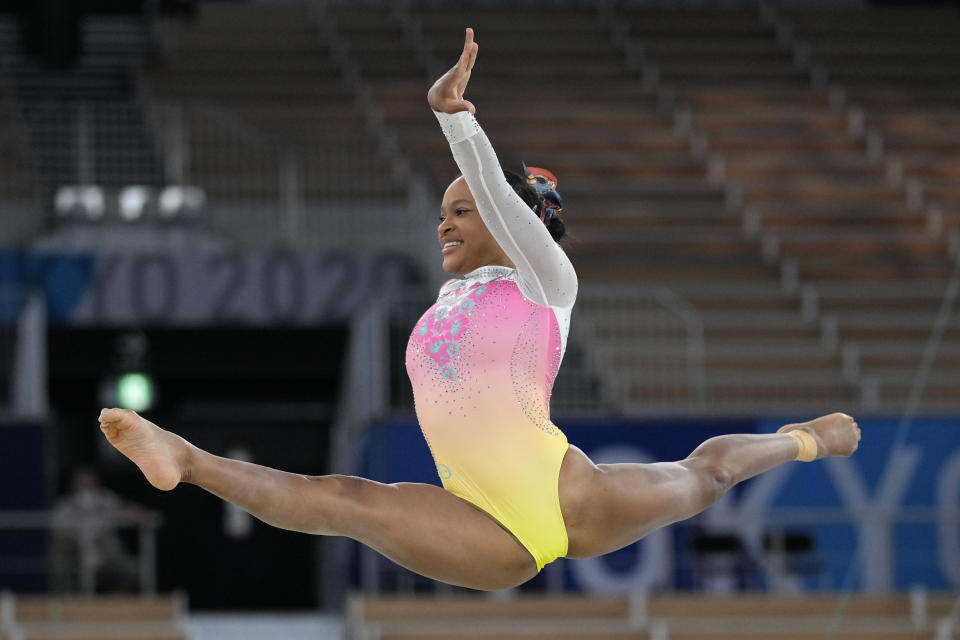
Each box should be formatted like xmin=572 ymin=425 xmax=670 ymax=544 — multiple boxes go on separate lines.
xmin=788 ymin=430 xmax=818 ymax=462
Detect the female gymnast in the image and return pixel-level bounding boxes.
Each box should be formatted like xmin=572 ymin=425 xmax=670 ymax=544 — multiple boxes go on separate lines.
xmin=98 ymin=28 xmax=861 ymax=591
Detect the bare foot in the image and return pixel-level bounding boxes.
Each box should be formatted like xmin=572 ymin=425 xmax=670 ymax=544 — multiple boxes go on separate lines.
xmin=98 ymin=408 xmax=190 ymax=490
xmin=779 ymin=413 xmax=861 ymax=459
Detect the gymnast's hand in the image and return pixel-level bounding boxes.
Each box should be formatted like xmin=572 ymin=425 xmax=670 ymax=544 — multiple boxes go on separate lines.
xmin=428 ymin=27 xmax=478 ymax=115
xmin=778 ymin=412 xmax=861 ymax=459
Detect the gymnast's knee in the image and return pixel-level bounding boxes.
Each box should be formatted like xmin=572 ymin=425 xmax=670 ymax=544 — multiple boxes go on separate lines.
xmin=681 ymin=448 xmax=735 ymax=502
xmin=299 ymin=474 xmax=370 ymax=535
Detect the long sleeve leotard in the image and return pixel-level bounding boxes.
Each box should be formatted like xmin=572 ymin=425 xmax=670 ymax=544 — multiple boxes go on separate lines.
xmin=404 ymin=110 xmax=578 ymax=570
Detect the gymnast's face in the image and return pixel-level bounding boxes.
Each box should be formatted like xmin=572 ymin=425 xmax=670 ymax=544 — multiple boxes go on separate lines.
xmin=438 ymin=177 xmax=513 ymax=275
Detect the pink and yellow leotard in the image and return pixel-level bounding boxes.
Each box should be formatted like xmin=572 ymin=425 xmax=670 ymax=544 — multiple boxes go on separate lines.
xmin=404 ymin=111 xmax=578 ymax=571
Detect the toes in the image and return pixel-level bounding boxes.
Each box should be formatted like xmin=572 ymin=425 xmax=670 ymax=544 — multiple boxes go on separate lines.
xmin=99 ymin=408 xmax=139 ymax=429
xmin=100 ymin=407 xmax=136 ymax=419
xmin=100 ymin=407 xmax=123 ymax=422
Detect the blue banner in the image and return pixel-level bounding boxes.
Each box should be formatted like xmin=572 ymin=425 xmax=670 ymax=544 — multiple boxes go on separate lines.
xmin=0 ymin=249 xmax=413 ymax=325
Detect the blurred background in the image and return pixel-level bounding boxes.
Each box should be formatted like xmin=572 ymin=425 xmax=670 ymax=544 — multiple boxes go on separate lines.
xmin=0 ymin=0 xmax=959 ymax=638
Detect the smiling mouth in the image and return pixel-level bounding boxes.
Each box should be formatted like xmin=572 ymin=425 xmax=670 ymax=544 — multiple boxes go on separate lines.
xmin=442 ymin=241 xmax=463 ymax=255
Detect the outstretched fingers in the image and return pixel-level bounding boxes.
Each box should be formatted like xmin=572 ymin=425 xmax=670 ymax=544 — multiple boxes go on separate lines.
xmin=459 ymin=28 xmax=473 ymax=63
xmin=428 ymin=28 xmax=479 ymax=114
xmin=455 ymin=28 xmax=478 ymax=113
xmin=459 ymin=27 xmax=478 ymax=74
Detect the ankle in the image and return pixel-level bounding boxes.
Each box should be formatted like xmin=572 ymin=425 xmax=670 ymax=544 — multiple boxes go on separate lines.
xmin=787 ymin=430 xmax=819 ymax=461
xmin=177 ymin=436 xmax=196 ymax=484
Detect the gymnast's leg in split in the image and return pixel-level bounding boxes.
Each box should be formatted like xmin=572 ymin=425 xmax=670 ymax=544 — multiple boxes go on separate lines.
xmin=98 ymin=408 xmax=859 ymax=590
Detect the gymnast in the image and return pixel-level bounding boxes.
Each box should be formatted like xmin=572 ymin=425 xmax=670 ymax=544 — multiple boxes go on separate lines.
xmin=99 ymin=28 xmax=861 ymax=590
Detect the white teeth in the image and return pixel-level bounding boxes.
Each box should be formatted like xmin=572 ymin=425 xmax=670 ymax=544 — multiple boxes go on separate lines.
xmin=443 ymin=241 xmax=463 ymax=249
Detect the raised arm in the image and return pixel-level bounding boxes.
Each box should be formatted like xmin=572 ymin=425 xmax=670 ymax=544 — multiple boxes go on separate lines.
xmin=428 ymin=29 xmax=577 ymax=308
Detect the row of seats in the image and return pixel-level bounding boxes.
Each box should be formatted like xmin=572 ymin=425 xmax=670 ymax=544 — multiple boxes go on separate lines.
xmin=5 ymin=1 xmax=956 ymax=416
xmin=768 ymin=5 xmax=960 ymax=413
xmin=0 ymin=594 xmax=186 ymax=640
xmin=146 ymin=3 xmax=408 ymax=247
xmin=333 ymin=2 xmax=842 ymax=414
xmin=0 ymin=15 xmax=166 ymax=245
xmin=347 ymin=592 xmax=959 ymax=640
xmin=350 ymin=1 xmax=960 ymax=415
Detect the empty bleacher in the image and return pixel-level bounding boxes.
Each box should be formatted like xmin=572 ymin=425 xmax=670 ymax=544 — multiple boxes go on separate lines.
xmin=354 ymin=2 xmax=852 ymax=414
xmin=346 ymin=592 xmax=959 ymax=640
xmin=5 ymin=0 xmax=956 ymax=416
xmin=144 ymin=2 xmax=409 ymax=247
xmin=772 ymin=5 xmax=960 ymax=412
xmin=119 ymin=1 xmax=960 ymax=415
xmin=597 ymin=3 xmax=959 ymax=415
xmin=0 ymin=594 xmax=187 ymax=640
xmin=9 ymin=16 xmax=163 ymax=191
xmin=275 ymin=1 xmax=960 ymax=416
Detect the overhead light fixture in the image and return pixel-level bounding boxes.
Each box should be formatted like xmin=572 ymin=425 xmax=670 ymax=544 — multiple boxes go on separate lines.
xmin=52 ymin=185 xmax=205 ymax=221
xmin=54 ymin=185 xmax=106 ymax=219
xmin=80 ymin=186 xmax=105 ymax=220
xmin=118 ymin=186 xmax=150 ymax=221
xmin=159 ymin=185 xmax=205 ymax=219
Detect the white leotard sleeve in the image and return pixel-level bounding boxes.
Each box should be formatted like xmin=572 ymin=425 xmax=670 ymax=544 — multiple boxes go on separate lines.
xmin=434 ymin=110 xmax=578 ymax=309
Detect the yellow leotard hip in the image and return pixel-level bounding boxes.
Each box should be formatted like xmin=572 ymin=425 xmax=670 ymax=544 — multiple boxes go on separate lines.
xmin=440 ymin=427 xmax=570 ymax=572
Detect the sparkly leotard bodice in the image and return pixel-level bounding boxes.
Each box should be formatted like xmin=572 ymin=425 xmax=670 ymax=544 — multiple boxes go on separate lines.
xmin=404 ymin=111 xmax=578 ymax=569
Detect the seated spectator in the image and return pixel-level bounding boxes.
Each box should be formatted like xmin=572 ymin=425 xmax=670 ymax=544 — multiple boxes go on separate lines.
xmin=50 ymin=468 xmax=143 ymax=593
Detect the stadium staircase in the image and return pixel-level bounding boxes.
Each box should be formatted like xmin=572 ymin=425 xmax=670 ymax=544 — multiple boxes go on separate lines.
xmin=0 ymin=594 xmax=187 ymax=640
xmin=145 ymin=3 xmax=413 ymax=249
xmin=768 ymin=4 xmax=960 ymax=415
xmin=342 ymin=1 xmax=960 ymax=416
xmin=346 ymin=592 xmax=959 ymax=640
xmin=8 ymin=16 xmax=163 ymax=196
xmin=351 ymin=2 xmax=846 ymax=415
xmin=320 ymin=2 xmax=610 ymax=416
xmin=134 ymin=1 xmax=960 ymax=417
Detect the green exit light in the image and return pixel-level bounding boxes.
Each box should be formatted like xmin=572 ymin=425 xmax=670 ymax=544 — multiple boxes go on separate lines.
xmin=116 ymin=373 xmax=154 ymax=412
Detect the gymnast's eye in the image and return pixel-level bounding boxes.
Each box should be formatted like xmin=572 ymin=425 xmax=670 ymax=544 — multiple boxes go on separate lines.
xmin=439 ymin=208 xmax=471 ymax=222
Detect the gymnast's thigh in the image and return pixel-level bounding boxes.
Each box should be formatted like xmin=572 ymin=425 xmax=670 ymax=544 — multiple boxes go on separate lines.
xmin=559 ymin=445 xmax=717 ymax=559
xmin=333 ymin=476 xmax=538 ymax=590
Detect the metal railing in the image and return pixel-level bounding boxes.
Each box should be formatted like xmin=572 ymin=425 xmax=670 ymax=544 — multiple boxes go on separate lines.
xmin=578 ymin=284 xmax=706 ymax=414
xmin=0 ymin=510 xmax=163 ymax=595
xmin=20 ymin=100 xmax=162 ymax=189
xmin=146 ymin=100 xmax=423 ymax=250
